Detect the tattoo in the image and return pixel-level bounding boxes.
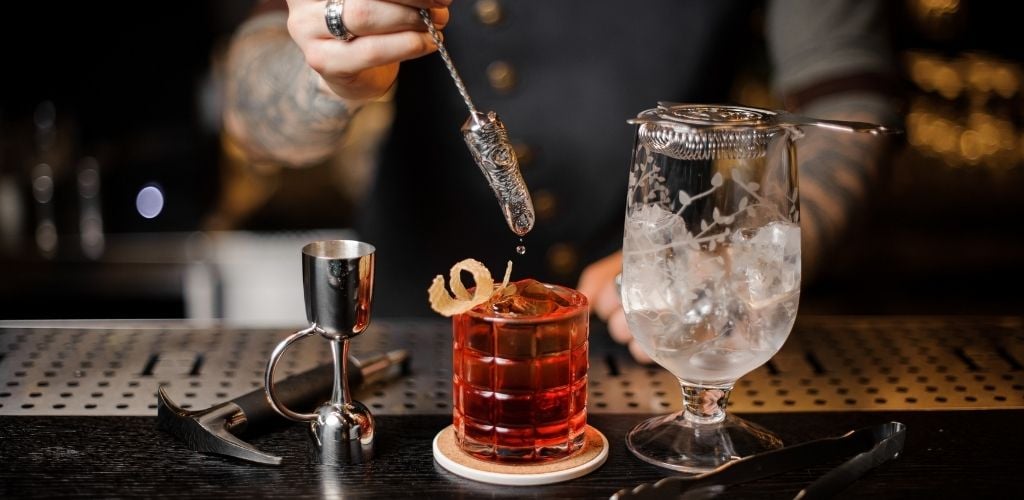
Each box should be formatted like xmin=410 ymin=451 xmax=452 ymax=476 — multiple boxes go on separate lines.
xmin=224 ymin=14 xmax=352 ymax=166
xmin=796 ymin=120 xmax=884 ymax=276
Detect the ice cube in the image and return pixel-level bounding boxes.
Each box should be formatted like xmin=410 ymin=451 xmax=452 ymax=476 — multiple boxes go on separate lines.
xmin=519 ymin=279 xmax=574 ymax=307
xmin=623 ymin=203 xmax=688 ymax=252
xmin=490 ymin=294 xmax=557 ymax=316
xmin=489 ymin=279 xmax=563 ymax=316
xmin=729 ymin=222 xmax=801 ymax=309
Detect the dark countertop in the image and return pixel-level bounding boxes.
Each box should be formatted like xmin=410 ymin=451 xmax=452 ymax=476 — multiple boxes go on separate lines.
xmin=2 ymin=410 xmax=1022 ymax=499
xmin=2 ymin=316 xmax=1023 ymax=498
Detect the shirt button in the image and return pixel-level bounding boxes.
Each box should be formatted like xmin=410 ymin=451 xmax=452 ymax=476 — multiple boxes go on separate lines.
xmin=546 ymin=243 xmax=579 ymax=277
xmin=474 ymin=0 xmax=503 ymax=26
xmin=486 ymin=60 xmax=517 ymax=94
xmin=532 ymin=189 xmax=557 ymax=222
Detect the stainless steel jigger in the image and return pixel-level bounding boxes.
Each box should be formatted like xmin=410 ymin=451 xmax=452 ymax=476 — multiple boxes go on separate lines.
xmin=264 ymin=240 xmax=376 ymax=465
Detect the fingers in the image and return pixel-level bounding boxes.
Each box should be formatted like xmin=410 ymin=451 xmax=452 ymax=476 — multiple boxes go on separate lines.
xmin=628 ymin=341 xmax=653 ymax=365
xmin=385 ymin=0 xmax=452 ymax=9
xmin=343 ymin=2 xmax=450 ymax=37
xmin=579 ymin=252 xmax=649 ymax=364
xmin=305 ymin=30 xmax=437 ymax=76
xmin=291 ymin=0 xmax=448 ymax=39
xmin=607 ymin=309 xmax=632 ymax=344
xmin=287 ymin=0 xmax=449 ymax=101
xmin=608 ymin=300 xmax=652 ymax=365
xmin=592 ymin=278 xmax=621 ymax=322
xmin=576 ymin=251 xmax=622 ymax=320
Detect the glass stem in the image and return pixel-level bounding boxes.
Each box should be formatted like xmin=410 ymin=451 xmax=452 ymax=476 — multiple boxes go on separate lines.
xmin=330 ymin=339 xmax=352 ymax=407
xmin=679 ymin=381 xmax=732 ymax=424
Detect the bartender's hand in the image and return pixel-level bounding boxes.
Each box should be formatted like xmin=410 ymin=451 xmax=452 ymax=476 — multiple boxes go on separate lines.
xmin=577 ymin=252 xmax=653 ymax=364
xmin=285 ymin=0 xmax=451 ymax=101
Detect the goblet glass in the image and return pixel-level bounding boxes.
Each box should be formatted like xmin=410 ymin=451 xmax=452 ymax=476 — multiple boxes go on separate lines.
xmin=620 ymin=104 xmax=802 ymax=472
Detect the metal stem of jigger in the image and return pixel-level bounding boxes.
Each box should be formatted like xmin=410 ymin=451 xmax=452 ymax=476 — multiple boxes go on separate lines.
xmin=264 ymin=240 xmax=376 ymax=465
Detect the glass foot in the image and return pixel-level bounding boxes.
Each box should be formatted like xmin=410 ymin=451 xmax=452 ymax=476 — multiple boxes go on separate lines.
xmin=626 ymin=411 xmax=783 ymax=473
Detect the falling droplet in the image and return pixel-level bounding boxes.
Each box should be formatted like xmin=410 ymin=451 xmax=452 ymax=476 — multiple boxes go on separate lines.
xmin=515 ymin=237 xmax=526 ymax=255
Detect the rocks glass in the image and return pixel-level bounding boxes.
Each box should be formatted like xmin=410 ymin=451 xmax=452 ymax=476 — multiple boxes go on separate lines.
xmin=452 ymin=279 xmax=589 ymax=462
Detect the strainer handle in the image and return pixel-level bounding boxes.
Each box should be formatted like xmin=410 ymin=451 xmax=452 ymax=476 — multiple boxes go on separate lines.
xmin=776 ymin=112 xmax=901 ymax=136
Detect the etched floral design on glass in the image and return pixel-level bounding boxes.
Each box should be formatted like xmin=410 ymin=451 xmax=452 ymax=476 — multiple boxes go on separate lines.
xmin=621 ymin=104 xmax=802 ymax=473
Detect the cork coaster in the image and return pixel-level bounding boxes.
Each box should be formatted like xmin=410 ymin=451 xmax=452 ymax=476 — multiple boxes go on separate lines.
xmin=432 ymin=425 xmax=608 ymax=486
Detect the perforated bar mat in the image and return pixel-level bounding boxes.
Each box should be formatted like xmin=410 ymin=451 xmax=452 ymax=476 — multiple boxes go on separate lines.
xmin=1 ymin=317 xmax=1021 ymax=416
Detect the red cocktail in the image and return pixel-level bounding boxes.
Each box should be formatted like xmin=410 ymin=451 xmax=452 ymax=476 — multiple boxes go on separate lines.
xmin=452 ymin=279 xmax=589 ymax=462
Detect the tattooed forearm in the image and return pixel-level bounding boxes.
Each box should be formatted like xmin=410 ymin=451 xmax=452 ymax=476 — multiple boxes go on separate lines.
xmin=224 ymin=14 xmax=355 ymax=166
xmin=796 ymin=106 xmax=891 ymax=280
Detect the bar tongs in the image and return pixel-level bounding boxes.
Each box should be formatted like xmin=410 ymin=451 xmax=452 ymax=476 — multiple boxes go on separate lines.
xmin=612 ymin=421 xmax=906 ymax=500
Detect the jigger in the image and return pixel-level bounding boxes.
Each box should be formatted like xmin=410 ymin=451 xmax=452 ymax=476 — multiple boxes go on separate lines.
xmin=264 ymin=240 xmax=376 ymax=465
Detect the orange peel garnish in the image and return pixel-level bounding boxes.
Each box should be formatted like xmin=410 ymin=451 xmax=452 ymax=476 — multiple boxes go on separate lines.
xmin=499 ymin=260 xmax=512 ymax=290
xmin=428 ymin=259 xmax=513 ymax=317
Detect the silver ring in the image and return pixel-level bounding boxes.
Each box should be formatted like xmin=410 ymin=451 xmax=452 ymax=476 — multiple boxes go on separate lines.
xmin=325 ymin=0 xmax=356 ymax=41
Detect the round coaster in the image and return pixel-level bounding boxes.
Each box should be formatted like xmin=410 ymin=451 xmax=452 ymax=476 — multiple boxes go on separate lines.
xmin=432 ymin=425 xmax=608 ymax=486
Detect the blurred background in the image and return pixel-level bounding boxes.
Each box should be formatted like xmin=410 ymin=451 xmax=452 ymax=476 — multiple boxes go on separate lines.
xmin=0 ymin=0 xmax=1021 ymax=322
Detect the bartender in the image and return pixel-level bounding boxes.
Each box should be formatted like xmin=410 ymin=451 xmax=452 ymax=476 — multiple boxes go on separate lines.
xmin=223 ymin=0 xmax=898 ymax=360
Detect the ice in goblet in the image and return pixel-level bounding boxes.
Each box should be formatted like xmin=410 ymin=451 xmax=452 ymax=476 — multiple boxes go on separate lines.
xmin=620 ymin=104 xmax=802 ymax=472
xmin=620 ymin=103 xmax=892 ymax=471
